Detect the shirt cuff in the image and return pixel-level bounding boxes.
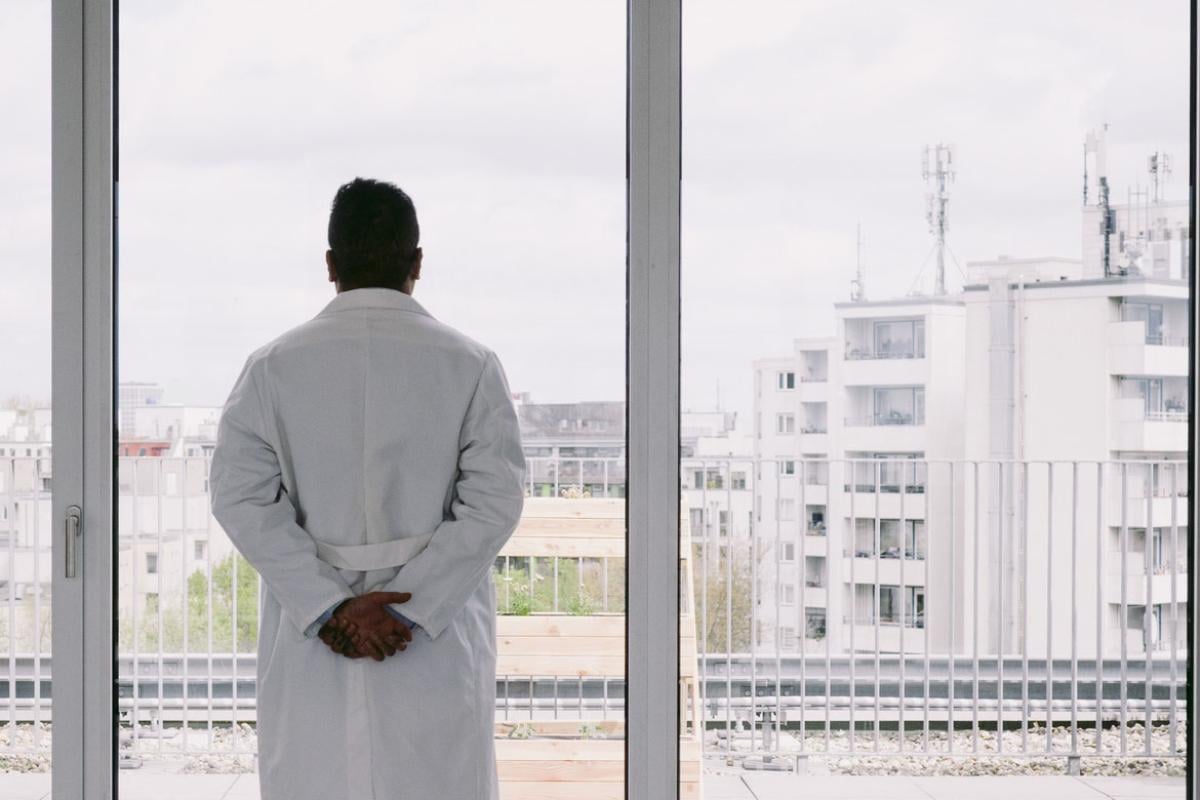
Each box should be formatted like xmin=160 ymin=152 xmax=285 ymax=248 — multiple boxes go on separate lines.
xmin=385 ymin=605 xmax=420 ymax=632
xmin=304 ymin=600 xmax=345 ymax=639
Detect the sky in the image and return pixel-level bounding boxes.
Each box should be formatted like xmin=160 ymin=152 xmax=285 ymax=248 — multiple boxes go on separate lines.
xmin=0 ymin=0 xmax=1190 ymax=425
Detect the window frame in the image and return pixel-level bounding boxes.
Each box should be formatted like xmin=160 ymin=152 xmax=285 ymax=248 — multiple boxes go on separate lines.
xmin=47 ymin=0 xmax=1200 ymax=797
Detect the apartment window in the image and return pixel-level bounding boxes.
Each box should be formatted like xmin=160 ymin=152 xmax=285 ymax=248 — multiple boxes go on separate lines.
xmin=873 ymin=319 xmax=925 ymax=358
xmin=879 ymin=585 xmax=899 ymax=624
xmin=1121 ymin=377 xmax=1186 ymax=417
xmin=779 ymin=626 xmax=797 ymax=649
xmin=780 ymin=584 xmax=796 ymax=606
xmin=878 ymin=520 xmax=925 ymax=559
xmin=779 ymin=460 xmax=795 ymax=475
xmin=908 ymin=587 xmax=925 ymax=628
xmin=873 ymin=387 xmax=924 ymax=426
xmin=1122 ymin=300 xmax=1165 ymax=343
xmin=718 ymin=510 xmax=729 ymax=537
xmin=805 ymin=608 xmax=826 ymax=639
xmin=777 ymin=371 xmax=795 ymax=389
xmin=145 ymin=553 xmax=158 ymax=575
xmin=194 ymin=540 xmax=206 ymax=560
xmin=781 ymin=541 xmax=796 ymax=562
xmin=776 ymin=413 xmax=795 ymax=434
xmin=778 ymin=498 xmax=796 ymax=521
xmin=731 ymin=471 xmax=747 ymax=490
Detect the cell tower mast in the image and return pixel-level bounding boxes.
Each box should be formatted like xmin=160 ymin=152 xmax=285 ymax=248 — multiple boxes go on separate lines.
xmin=922 ymin=143 xmax=955 ymax=296
xmin=1148 ymin=151 xmax=1172 ymax=203
xmin=850 ymin=223 xmax=866 ymax=302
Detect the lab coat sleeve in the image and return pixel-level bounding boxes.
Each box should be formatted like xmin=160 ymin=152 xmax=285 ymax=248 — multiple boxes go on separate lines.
xmin=384 ymin=351 xmax=525 ymax=639
xmin=210 ymin=357 xmax=357 ymax=638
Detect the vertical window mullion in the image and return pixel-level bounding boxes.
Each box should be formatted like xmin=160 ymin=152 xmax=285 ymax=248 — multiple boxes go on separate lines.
xmin=627 ymin=0 xmax=681 ymax=797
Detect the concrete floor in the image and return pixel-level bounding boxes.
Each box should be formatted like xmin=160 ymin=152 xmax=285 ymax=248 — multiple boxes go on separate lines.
xmin=0 ymin=773 xmax=1186 ymax=800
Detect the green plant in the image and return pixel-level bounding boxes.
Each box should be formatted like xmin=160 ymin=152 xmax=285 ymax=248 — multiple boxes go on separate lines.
xmin=507 ymin=722 xmax=535 ymax=739
xmin=578 ymin=722 xmax=604 ymax=740
xmin=566 ymin=594 xmax=595 ymax=616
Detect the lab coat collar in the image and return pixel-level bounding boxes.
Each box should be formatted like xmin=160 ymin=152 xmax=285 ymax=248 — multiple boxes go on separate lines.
xmin=317 ymin=288 xmax=433 ymax=318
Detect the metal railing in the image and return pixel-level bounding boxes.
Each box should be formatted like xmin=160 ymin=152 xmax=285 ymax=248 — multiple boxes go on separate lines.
xmin=844 ymin=348 xmax=926 ymax=361
xmin=0 ymin=454 xmax=1192 ymax=768
xmin=687 ymin=457 xmax=1189 ymax=764
xmin=844 ymin=414 xmax=925 ymax=427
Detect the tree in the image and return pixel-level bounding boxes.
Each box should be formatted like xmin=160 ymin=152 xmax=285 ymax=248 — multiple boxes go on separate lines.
xmin=692 ymin=541 xmax=754 ymax=653
xmin=123 ymin=552 xmax=259 ymax=653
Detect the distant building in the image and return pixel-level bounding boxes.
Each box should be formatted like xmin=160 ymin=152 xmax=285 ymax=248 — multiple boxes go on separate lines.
xmin=752 ymin=176 xmax=1189 ymax=657
xmin=515 ymin=395 xmax=625 ymax=497
xmin=119 ymin=382 xmax=165 ymax=438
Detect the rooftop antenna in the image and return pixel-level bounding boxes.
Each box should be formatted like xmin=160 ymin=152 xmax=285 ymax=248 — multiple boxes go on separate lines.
xmin=1084 ymin=125 xmax=1114 ymax=275
xmin=1148 ymin=151 xmax=1172 ymax=203
xmin=850 ymin=222 xmax=867 ymax=302
xmin=922 ymin=143 xmax=955 ymax=295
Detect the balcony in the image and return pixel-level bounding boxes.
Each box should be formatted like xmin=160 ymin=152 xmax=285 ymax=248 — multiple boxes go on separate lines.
xmin=1111 ymin=398 xmax=1188 ymax=451
xmin=798 ymin=379 xmax=829 ymax=402
xmin=1108 ymin=320 xmax=1189 ymax=377
xmin=798 ymin=425 xmax=830 ymax=452
xmin=841 ymin=349 xmax=929 ymax=386
xmin=841 ymin=415 xmax=926 ymax=452
xmin=843 ymin=555 xmax=928 ymax=587
xmin=1104 ymin=558 xmax=1189 ymax=606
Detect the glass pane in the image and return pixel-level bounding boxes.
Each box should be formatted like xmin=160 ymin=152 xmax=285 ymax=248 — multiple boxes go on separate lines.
xmin=684 ymin=0 xmax=1190 ymax=792
xmin=0 ymin=0 xmax=53 ymax=791
xmin=118 ymin=2 xmax=624 ymax=797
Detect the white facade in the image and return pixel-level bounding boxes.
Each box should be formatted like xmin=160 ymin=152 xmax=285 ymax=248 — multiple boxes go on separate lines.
xmin=752 ymin=197 xmax=1190 ymax=659
xmin=119 ymin=382 xmax=166 ymax=438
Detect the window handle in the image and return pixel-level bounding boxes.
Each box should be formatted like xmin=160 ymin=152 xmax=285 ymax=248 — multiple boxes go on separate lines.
xmin=65 ymin=505 xmax=82 ymax=578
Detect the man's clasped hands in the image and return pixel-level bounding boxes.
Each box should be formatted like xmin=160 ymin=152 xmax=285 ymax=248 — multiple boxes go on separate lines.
xmin=317 ymin=591 xmax=414 ymax=662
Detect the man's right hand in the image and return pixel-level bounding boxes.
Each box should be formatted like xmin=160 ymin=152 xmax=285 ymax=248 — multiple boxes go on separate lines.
xmin=319 ymin=591 xmax=414 ymax=661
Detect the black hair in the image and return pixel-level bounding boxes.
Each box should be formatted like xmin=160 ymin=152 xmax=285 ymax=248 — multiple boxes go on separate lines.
xmin=327 ymin=178 xmax=420 ymax=287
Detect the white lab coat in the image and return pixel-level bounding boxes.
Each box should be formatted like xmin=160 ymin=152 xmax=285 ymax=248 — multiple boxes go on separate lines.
xmin=210 ymin=287 xmax=525 ymax=800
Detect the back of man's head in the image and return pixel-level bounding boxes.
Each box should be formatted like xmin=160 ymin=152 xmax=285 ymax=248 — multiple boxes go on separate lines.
xmin=327 ymin=178 xmax=420 ymax=289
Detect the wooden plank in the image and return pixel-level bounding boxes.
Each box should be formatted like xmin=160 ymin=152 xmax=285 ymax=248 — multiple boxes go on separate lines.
xmin=520 ymin=499 xmax=627 ymax=519
xmin=499 ymin=781 xmax=623 ymax=800
xmin=499 ymin=636 xmax=624 ymax=655
xmin=497 ymin=654 xmax=624 ymax=676
xmin=497 ymin=759 xmax=700 ymax=783
xmin=499 ymin=760 xmax=623 ymax=782
xmin=498 ymin=781 xmax=700 ymax=799
xmin=515 ymin=517 xmax=626 ymax=537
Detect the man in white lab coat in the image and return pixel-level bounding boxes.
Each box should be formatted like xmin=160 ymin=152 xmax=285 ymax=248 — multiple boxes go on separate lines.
xmin=210 ymin=178 xmax=526 ymax=800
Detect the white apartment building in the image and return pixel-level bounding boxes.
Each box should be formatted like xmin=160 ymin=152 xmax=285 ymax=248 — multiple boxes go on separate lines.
xmin=130 ymin=404 xmax=221 ymax=453
xmin=0 ymin=406 xmax=53 ymax=610
xmin=681 ymin=409 xmax=754 ymax=547
xmin=119 ymin=381 xmax=166 ymax=438
xmin=752 ymin=187 xmax=1189 ymax=660
xmin=515 ymin=396 xmax=625 ymax=497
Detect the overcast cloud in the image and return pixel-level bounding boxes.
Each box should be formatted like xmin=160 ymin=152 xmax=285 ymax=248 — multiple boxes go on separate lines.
xmin=0 ymin=0 xmax=1189 ymax=423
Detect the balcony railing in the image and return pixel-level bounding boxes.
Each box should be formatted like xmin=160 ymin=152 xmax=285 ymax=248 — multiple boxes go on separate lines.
xmin=844 ymin=348 xmax=925 ymax=361
xmin=687 ymin=456 xmax=1188 ymax=765
xmin=844 ymin=413 xmax=924 ymax=427
xmin=1145 ymin=409 xmax=1188 ymax=422
xmin=0 ymin=455 xmax=1190 ymax=770
xmin=1144 ymin=334 xmax=1190 ymax=347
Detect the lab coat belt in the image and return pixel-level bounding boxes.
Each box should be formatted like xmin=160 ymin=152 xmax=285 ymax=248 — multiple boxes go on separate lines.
xmin=313 ymin=532 xmax=434 ymax=571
